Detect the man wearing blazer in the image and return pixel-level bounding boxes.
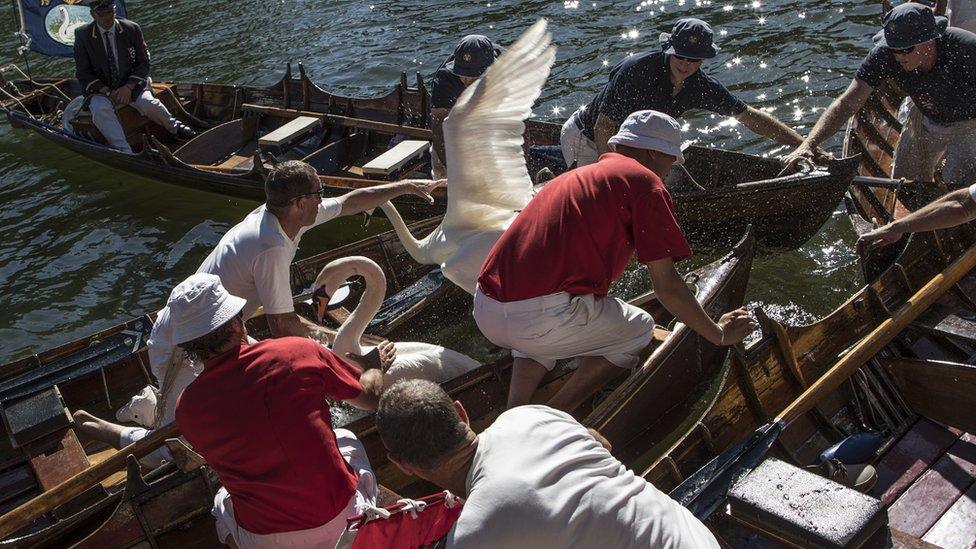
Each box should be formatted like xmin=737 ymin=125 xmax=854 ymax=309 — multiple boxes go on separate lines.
xmin=74 ymin=0 xmax=195 ymax=153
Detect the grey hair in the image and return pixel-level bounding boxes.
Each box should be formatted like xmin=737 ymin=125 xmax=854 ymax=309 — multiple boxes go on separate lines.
xmin=376 ymin=379 xmax=470 ymax=469
xmin=264 ymin=160 xmax=317 ymax=209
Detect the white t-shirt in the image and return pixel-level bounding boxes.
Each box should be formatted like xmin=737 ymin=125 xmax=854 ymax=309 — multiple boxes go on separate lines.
xmin=197 ymin=199 xmax=341 ymax=319
xmin=145 ymin=198 xmax=341 ymax=423
xmin=448 ymin=406 xmax=719 ymax=549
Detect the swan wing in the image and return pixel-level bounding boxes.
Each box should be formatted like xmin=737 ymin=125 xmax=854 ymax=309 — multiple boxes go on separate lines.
xmin=442 ymin=19 xmax=556 ymax=235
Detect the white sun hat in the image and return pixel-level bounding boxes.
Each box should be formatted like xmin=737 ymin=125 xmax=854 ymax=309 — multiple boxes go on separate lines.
xmin=167 ymin=273 xmax=246 ymax=345
xmin=607 ymin=109 xmax=685 ymax=165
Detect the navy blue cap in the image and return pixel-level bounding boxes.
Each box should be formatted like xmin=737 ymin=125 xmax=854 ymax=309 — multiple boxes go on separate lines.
xmin=446 ymin=35 xmax=497 ymax=78
xmin=875 ymin=3 xmax=946 ymax=49
xmin=659 ymin=18 xmax=720 ymax=60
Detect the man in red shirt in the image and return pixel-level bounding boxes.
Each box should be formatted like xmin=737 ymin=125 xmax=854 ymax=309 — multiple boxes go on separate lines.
xmin=475 ymin=109 xmax=754 ymax=411
xmin=167 ymin=273 xmax=384 ymax=548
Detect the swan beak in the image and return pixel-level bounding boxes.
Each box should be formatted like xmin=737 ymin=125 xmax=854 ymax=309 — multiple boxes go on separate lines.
xmin=312 ymin=286 xmax=331 ymax=323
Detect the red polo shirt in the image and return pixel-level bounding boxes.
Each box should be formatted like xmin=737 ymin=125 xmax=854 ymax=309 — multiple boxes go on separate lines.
xmin=478 ymin=153 xmax=691 ymax=302
xmin=175 ymin=337 xmax=363 ymax=535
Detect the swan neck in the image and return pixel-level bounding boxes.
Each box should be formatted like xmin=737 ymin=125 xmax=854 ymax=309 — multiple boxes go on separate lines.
xmin=333 ymin=260 xmax=387 ymax=360
xmin=379 ymin=202 xmax=425 ymax=261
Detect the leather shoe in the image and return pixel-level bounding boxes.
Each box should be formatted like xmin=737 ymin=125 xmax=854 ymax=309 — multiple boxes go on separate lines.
xmin=174 ymin=123 xmax=197 ymax=140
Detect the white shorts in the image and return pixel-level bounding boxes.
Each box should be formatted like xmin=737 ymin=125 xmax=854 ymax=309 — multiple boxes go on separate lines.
xmin=473 ymin=287 xmax=654 ymax=370
xmin=212 ymin=429 xmax=377 ymax=549
xmin=892 ymin=107 xmax=976 ymax=187
xmin=560 ymin=109 xmax=599 ymax=169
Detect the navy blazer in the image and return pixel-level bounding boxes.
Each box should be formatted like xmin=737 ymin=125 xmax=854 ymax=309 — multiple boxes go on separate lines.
xmin=73 ymin=18 xmax=150 ymax=95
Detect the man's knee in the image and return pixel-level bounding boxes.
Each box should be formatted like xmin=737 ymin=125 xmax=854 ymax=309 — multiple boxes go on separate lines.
xmin=88 ymin=95 xmax=114 ymax=113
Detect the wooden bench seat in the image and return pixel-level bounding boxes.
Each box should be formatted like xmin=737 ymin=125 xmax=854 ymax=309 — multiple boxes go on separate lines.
xmin=362 ymin=140 xmax=430 ymax=179
xmin=258 ymin=116 xmax=321 ymax=154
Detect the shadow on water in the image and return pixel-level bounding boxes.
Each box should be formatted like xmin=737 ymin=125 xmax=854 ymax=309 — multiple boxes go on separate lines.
xmin=0 ymin=0 xmax=881 ymax=361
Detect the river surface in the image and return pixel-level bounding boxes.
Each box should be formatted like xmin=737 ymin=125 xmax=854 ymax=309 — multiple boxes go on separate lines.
xmin=0 ymin=0 xmax=885 ymax=362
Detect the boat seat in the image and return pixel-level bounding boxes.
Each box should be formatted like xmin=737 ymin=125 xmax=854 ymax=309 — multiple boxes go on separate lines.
xmin=362 ymin=140 xmax=430 ymax=180
xmin=258 ymin=116 xmax=322 ymax=155
xmin=728 ymin=457 xmax=888 ymax=548
xmin=911 ymin=303 xmax=976 ymax=346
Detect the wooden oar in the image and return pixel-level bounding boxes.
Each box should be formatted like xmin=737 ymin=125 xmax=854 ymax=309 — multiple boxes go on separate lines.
xmin=0 ymin=422 xmax=179 ymax=538
xmin=851 ymin=175 xmax=934 ymax=190
xmin=670 ymin=240 xmax=976 ymax=519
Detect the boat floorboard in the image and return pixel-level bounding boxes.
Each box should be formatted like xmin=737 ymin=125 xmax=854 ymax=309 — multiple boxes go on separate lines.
xmin=874 ymin=419 xmax=976 ymax=548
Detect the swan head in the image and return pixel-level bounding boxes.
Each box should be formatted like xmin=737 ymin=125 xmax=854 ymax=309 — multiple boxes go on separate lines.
xmin=310 ymin=256 xmax=387 ymax=322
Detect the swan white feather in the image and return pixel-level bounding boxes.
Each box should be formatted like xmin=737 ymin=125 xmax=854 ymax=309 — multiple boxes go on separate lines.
xmin=379 ymin=19 xmax=556 ymax=294
xmin=313 ymin=256 xmax=481 ymax=385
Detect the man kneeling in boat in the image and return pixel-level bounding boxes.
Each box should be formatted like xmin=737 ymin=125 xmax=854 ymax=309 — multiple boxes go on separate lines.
xmin=474 ymin=110 xmax=754 ymax=411
xmin=783 ymin=3 xmax=976 ymax=187
xmin=152 ymin=274 xmax=383 ymax=549
xmin=376 ymin=379 xmax=719 ymax=548
xmin=73 ymin=0 xmax=195 ymax=153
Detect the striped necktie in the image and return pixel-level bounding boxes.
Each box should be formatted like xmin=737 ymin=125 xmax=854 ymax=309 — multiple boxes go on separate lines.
xmin=101 ymin=30 xmax=120 ymax=89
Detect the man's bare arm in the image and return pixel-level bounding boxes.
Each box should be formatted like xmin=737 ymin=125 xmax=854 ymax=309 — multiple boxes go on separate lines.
xmin=856 ymin=188 xmax=976 ymax=252
xmin=336 ymin=179 xmax=444 ymax=216
xmin=782 ymin=79 xmax=874 ymax=166
xmin=736 ymin=106 xmax=805 ymax=147
xmin=594 ymin=113 xmax=622 ymax=156
xmin=645 ymin=258 xmax=754 ymax=345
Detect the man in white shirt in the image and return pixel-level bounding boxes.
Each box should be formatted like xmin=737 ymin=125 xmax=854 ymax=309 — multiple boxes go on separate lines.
xmin=376 ymin=379 xmax=719 ymax=548
xmin=74 ymin=162 xmax=438 ymax=460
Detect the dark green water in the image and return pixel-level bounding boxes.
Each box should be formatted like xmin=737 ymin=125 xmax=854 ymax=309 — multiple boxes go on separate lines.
xmin=0 ymin=0 xmax=881 ymax=362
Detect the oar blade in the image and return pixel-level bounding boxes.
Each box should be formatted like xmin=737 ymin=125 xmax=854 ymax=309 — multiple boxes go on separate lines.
xmin=669 ymin=420 xmax=784 ymax=519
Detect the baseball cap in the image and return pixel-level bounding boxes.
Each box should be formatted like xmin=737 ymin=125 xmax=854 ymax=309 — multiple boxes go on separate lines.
xmin=660 ymin=18 xmax=720 ymax=60
xmin=446 ymin=35 xmax=497 ymax=77
xmin=874 ymin=3 xmax=946 ymax=49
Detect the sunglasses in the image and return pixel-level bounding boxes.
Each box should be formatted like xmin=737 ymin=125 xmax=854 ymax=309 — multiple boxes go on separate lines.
xmin=293 ymin=185 xmax=326 ymax=201
xmin=672 ymin=54 xmax=704 ymax=63
xmin=890 ymin=45 xmax=916 ymax=55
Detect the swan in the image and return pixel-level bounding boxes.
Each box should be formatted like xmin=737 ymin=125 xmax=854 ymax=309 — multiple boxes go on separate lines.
xmin=55 ymin=5 xmax=88 ymax=45
xmin=313 ymin=256 xmax=481 ymax=385
xmin=378 ymin=20 xmax=556 ymax=295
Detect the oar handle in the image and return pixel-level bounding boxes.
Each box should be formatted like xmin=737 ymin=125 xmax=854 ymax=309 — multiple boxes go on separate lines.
xmin=776 ymin=242 xmax=976 ymax=424
xmin=851 ymin=176 xmax=935 ymax=189
xmin=0 ymin=422 xmax=180 ymax=538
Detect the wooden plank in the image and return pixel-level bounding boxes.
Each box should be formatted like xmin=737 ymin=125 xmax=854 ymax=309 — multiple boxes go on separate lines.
xmin=888 ymin=433 xmax=976 ymax=536
xmin=258 ymin=116 xmax=320 ymax=150
xmin=873 ymin=418 xmax=962 ymax=505
xmin=912 ymin=303 xmax=976 ymax=346
xmin=0 ymin=466 xmax=35 ymax=505
xmin=25 ymin=428 xmax=91 ymax=491
xmin=922 ymin=480 xmax=976 ymax=548
xmin=241 ymin=103 xmax=433 ymax=139
xmin=889 ymin=528 xmax=942 ymax=549
xmin=883 ymin=357 xmax=976 ymax=434
xmin=362 ymin=140 xmax=430 ymax=176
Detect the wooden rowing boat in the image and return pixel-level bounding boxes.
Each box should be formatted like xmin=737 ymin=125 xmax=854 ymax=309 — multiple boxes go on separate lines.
xmin=649 ymin=9 xmax=976 ymax=539
xmin=0 ymin=229 xmax=755 ymax=544
xmin=2 ymin=67 xmax=856 ymax=249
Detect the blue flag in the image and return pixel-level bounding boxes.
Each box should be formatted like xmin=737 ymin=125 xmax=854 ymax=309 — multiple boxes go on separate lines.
xmin=14 ymin=0 xmax=129 ymax=58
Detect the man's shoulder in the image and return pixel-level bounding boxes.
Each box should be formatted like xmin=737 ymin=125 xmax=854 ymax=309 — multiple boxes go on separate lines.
xmin=944 ymin=26 xmax=976 ymax=52
xmin=116 ymin=18 xmax=141 ymax=32
xmin=74 ymin=22 xmax=96 ymax=42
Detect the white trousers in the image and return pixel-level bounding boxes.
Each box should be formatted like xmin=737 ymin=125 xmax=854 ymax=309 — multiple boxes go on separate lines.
xmin=559 ymin=109 xmax=599 ymax=169
xmin=89 ymin=89 xmax=177 ymax=153
xmin=473 ymin=288 xmax=654 ymax=370
xmin=892 ymin=107 xmax=976 ymax=187
xmin=212 ymin=429 xmax=378 ymax=549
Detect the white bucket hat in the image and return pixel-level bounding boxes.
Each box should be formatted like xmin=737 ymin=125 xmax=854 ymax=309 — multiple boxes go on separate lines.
xmin=167 ymin=273 xmax=246 ymax=345
xmin=607 ymin=110 xmax=685 ymax=165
